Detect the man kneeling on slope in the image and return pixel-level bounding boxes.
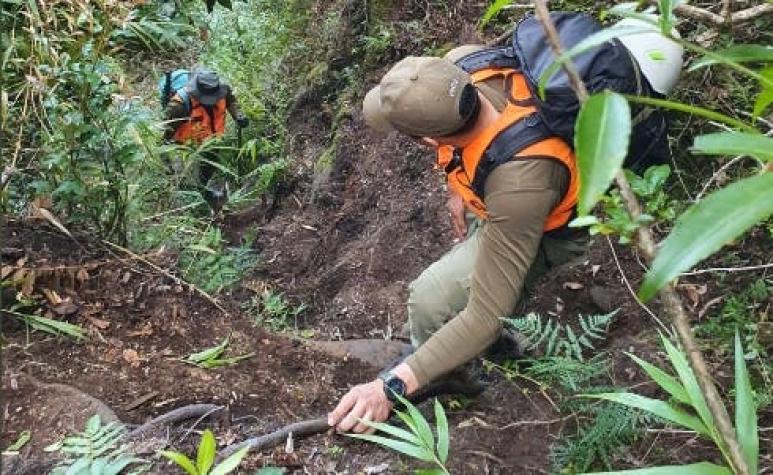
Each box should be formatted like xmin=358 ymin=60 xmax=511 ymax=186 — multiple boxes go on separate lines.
xmin=327 ymin=53 xmax=588 ymax=433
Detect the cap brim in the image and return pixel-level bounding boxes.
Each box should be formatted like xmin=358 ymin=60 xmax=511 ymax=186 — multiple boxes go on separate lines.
xmin=362 ymin=86 xmax=395 ymax=134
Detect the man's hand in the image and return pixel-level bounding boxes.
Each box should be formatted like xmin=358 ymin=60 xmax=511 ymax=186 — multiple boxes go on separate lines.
xmin=328 ymin=379 xmax=392 ymax=434
xmin=446 ymin=191 xmax=467 ymax=240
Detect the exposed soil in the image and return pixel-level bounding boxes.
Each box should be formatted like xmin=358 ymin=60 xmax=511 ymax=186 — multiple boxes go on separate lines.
xmin=3 ymin=1 xmax=772 ymax=473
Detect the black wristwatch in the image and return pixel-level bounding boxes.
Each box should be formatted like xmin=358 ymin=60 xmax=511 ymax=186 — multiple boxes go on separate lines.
xmin=378 ymin=370 xmax=407 ymax=403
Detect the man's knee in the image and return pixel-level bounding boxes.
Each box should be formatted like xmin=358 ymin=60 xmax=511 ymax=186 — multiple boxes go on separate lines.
xmin=407 ymin=271 xmax=454 ymax=346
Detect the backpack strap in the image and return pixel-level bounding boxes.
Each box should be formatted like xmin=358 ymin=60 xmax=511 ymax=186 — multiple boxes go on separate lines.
xmin=455 ymin=47 xmax=520 ymax=74
xmin=177 ymin=87 xmax=191 ymax=115
xmin=470 ymin=112 xmax=552 ymax=196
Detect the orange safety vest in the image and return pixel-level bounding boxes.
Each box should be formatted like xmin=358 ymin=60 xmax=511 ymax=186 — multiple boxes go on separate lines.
xmin=172 ymin=95 xmax=227 ymax=144
xmin=436 ymin=68 xmax=579 ymax=232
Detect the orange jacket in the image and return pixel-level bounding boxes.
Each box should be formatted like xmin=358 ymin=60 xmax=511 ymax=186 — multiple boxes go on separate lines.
xmin=172 ymin=95 xmax=227 ymax=144
xmin=437 ymin=69 xmax=578 ymax=232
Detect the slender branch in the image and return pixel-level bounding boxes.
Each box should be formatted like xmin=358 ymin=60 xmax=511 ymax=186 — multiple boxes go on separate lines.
xmin=532 ymin=3 xmax=750 ymax=474
xmin=681 ymin=263 xmax=773 ymax=276
xmin=103 ymin=240 xmax=231 ymax=318
xmin=605 ymin=237 xmax=673 ymax=337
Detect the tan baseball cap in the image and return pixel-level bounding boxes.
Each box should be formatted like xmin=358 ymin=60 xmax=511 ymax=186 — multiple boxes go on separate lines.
xmin=362 ymin=56 xmax=474 ymax=137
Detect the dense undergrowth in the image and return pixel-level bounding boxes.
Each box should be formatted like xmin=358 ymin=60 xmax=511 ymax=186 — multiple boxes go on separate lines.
xmin=2 ymin=0 xmax=772 ymax=473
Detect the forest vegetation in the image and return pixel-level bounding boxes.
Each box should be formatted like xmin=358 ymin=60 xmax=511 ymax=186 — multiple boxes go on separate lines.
xmin=1 ymin=0 xmax=771 ymax=474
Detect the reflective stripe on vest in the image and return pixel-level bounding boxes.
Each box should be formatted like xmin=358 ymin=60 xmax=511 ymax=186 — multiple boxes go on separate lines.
xmin=173 ymin=95 xmax=227 ymax=144
xmin=436 ymin=70 xmax=579 ymax=232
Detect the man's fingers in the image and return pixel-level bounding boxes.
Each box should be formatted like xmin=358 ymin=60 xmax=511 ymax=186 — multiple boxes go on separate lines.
xmin=337 ymin=399 xmax=367 ymax=433
xmin=353 ymin=410 xmax=374 ymax=434
xmin=328 ymin=390 xmax=356 ymax=426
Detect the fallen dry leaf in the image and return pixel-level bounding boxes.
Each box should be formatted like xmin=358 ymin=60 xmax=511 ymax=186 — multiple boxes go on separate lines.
xmin=122 ymin=349 xmax=141 ymax=368
xmin=591 ymin=264 xmax=601 ymax=278
xmin=42 ymin=288 xmax=63 ymax=305
xmin=53 ymin=299 xmax=78 ymax=316
xmin=76 ymin=268 xmax=89 ymax=282
xmin=86 ymin=316 xmax=110 ymax=330
xmin=1 ymin=265 xmax=14 ymax=280
xmin=21 ymin=270 xmax=36 ymax=296
xmin=563 ymin=281 xmax=584 ymax=290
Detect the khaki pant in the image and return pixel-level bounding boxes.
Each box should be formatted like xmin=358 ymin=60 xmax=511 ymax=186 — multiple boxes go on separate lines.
xmin=407 ymin=220 xmax=588 ymax=347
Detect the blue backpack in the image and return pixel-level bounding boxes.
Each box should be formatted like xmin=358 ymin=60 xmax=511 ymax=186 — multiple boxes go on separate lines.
xmin=158 ymin=69 xmax=191 ymax=113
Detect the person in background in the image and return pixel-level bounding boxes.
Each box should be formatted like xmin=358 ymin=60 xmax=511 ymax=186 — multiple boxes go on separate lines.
xmin=165 ymin=68 xmax=248 ymax=211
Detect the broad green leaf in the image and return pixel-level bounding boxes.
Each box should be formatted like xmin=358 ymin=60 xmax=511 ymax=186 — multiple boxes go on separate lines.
xmin=434 ymin=399 xmax=449 ymax=464
xmin=26 ymin=315 xmax=86 ymax=339
xmin=661 ymin=336 xmax=715 ymax=433
xmin=753 ymin=67 xmax=773 ymax=119
xmin=734 ymin=332 xmax=758 ymax=475
xmin=347 ymin=434 xmax=434 ymax=462
xmin=583 ymin=393 xmax=710 ymax=436
xmin=479 ymin=0 xmax=513 ymax=28
xmin=5 ymin=430 xmax=31 ymax=451
xmin=404 ymin=398 xmax=434 ymax=450
xmin=586 ymin=461 xmax=732 ymax=475
xmin=210 ymin=446 xmax=249 ymax=475
xmin=639 ymin=173 xmax=773 ymax=300
xmin=692 ymin=132 xmax=773 ymax=162
xmin=392 ymin=393 xmax=434 ymax=450
xmin=395 ymin=409 xmax=419 ymax=435
xmin=196 ymin=430 xmax=216 ymax=475
xmin=414 ymin=470 xmax=446 ymax=475
xmin=356 ymin=419 xmax=421 ymax=445
xmin=538 ymin=25 xmax=654 ymax=97
xmin=574 ymin=91 xmax=631 ymax=215
xmin=626 ymin=353 xmax=690 ymax=405
xmin=689 ymin=45 xmax=773 ymax=71
xmin=159 ymin=450 xmax=198 ymax=475
xmin=185 ymin=336 xmax=230 ymax=363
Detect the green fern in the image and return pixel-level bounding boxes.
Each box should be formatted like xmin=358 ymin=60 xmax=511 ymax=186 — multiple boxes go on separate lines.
xmin=47 ymin=414 xmax=147 ymax=475
xmin=524 ymin=354 xmax=609 ymax=391
xmin=551 ymin=397 xmax=653 ymax=473
xmin=505 ymin=311 xmax=617 ymax=361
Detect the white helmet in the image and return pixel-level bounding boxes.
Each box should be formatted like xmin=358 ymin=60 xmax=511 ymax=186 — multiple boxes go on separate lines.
xmin=615 ymin=18 xmax=684 ymax=95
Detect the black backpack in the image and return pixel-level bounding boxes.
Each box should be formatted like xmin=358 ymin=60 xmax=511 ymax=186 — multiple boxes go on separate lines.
xmin=454 ymin=12 xmax=670 ymax=173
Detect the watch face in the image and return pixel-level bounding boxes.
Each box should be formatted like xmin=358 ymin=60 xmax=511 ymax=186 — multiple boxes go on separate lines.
xmin=384 ymin=375 xmax=406 ymax=401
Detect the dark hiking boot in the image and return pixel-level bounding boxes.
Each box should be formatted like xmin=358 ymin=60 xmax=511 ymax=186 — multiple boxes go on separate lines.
xmin=409 ymin=364 xmax=485 ymax=404
xmin=202 ymin=185 xmax=228 ymax=215
xmin=487 ymin=327 xmax=531 ymax=360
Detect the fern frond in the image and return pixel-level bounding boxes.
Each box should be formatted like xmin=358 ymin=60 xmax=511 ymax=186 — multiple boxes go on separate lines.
xmin=524 ymin=354 xmax=608 ymax=391
xmin=50 ymin=415 xmax=147 ymax=475
xmin=505 ymin=311 xmax=618 ymax=360
xmin=551 ymin=398 xmax=652 ymax=472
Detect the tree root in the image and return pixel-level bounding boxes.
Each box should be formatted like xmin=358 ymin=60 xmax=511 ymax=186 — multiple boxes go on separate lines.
xmin=218 ymin=417 xmax=330 ymax=458
xmin=126 ymin=404 xmax=224 ymax=441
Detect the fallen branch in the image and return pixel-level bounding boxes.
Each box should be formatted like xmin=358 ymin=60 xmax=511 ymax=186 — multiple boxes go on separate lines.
xmin=533 ymin=3 xmax=749 ymax=474
xmin=680 ymin=262 xmax=773 ymax=276
xmin=126 ymin=404 xmax=223 ymax=441
xmin=218 ymin=417 xmax=329 ymax=458
xmin=103 ymin=240 xmax=231 ymax=318
xmin=647 ymin=0 xmax=773 ymax=26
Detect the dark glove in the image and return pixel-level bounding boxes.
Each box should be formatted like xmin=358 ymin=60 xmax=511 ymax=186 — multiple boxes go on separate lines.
xmin=236 ymin=115 xmax=249 ymax=129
